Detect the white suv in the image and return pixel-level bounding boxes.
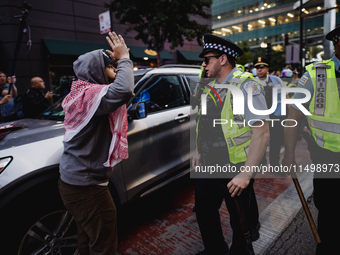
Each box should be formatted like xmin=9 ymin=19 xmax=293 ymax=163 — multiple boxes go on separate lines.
xmin=0 ymin=65 xmax=200 ymax=254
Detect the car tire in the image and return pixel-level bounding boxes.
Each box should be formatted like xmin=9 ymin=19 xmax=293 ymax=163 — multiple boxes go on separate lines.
xmin=18 ymin=210 xmax=78 ymax=255
xmin=0 ymin=177 xmax=78 ymax=255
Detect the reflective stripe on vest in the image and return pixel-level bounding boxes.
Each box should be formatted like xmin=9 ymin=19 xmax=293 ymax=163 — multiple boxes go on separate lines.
xmin=227 ymin=130 xmax=253 ymax=148
xmin=221 ymin=85 xmax=252 ymax=164
xmin=232 ymin=130 xmax=253 ymax=147
xmin=220 ymin=71 xmax=258 ymax=164
xmin=310 ymin=119 xmax=340 ymax=134
xmin=314 ymin=66 xmax=326 ymax=116
xmin=306 ymin=60 xmax=340 ymax=152
xmin=315 ymin=133 xmax=325 ymax=147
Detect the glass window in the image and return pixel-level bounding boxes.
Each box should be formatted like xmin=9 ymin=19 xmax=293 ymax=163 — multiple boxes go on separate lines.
xmin=184 ymin=75 xmax=200 ymax=94
xmin=134 ymin=75 xmax=184 ymax=114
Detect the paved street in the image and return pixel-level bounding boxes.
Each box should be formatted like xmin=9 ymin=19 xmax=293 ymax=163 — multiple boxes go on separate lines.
xmin=264 ymin=194 xmax=318 ymax=255
xmin=116 ymin=138 xmax=318 ymax=255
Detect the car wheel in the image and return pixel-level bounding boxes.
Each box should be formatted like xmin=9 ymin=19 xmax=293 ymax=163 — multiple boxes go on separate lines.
xmin=18 ymin=210 xmax=78 ymax=255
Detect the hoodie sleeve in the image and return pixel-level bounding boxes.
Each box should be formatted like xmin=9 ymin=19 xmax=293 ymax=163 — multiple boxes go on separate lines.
xmin=96 ymin=58 xmax=134 ymax=115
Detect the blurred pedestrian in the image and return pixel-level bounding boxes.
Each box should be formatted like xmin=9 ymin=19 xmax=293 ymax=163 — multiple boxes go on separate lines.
xmin=0 ymin=95 xmax=11 ymax=106
xmin=22 ymin=77 xmax=53 ymax=118
xmin=292 ymin=70 xmax=299 ymax=82
xmin=0 ymin=94 xmax=11 ymax=123
xmin=58 ymin=31 xmax=133 ymax=255
xmin=281 ymin=68 xmax=293 ymax=84
xmin=193 ymin=33 xmax=269 ymax=255
xmin=285 ymin=64 xmax=293 ymax=70
xmin=0 ymin=71 xmax=18 ymax=122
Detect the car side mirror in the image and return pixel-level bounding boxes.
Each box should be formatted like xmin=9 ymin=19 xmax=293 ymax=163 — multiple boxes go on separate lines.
xmin=128 ymin=101 xmax=147 ymax=120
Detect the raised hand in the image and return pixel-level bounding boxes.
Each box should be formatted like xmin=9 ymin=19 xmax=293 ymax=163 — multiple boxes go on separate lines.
xmin=7 ymin=76 xmax=16 ymax=84
xmin=106 ymin=32 xmax=130 ymax=60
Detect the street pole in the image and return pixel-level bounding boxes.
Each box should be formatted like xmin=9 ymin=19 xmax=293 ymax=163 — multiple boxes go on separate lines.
xmin=109 ymin=4 xmax=114 ymax=32
xmin=298 ymin=1 xmax=338 ymax=64
xmin=8 ymin=2 xmax=32 ymax=94
xmin=299 ymin=0 xmax=304 ymax=74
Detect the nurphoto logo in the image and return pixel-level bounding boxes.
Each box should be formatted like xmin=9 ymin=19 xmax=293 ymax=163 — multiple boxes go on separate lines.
xmin=199 ymin=83 xmax=311 ymax=128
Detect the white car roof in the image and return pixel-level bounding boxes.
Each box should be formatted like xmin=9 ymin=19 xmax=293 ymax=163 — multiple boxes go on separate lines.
xmin=146 ymin=67 xmax=200 ymax=75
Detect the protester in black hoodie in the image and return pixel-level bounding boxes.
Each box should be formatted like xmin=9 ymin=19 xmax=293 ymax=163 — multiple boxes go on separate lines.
xmin=23 ymin=77 xmax=53 ymax=118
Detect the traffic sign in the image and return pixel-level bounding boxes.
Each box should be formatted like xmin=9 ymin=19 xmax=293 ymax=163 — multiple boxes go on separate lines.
xmin=99 ymin=11 xmax=111 ymax=34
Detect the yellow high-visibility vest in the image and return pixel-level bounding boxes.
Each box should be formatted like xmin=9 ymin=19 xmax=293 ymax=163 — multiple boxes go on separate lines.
xmin=306 ymin=59 xmax=340 ymax=152
xmin=196 ymin=71 xmax=261 ymax=163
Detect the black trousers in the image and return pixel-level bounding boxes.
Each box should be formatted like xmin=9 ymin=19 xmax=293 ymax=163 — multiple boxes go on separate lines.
xmin=268 ymin=115 xmax=285 ymax=166
xmin=313 ymin=178 xmax=340 ymax=255
xmin=194 ymin=158 xmax=259 ymax=255
xmin=309 ymin=148 xmax=340 ymax=255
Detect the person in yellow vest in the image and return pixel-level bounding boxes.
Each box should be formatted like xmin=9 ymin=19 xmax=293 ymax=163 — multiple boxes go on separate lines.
xmin=192 ymin=34 xmax=270 ymax=255
xmin=283 ymin=26 xmax=340 ymax=254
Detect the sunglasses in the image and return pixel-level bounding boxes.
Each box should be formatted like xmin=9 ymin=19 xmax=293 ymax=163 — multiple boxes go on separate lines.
xmin=203 ymin=55 xmax=222 ymax=65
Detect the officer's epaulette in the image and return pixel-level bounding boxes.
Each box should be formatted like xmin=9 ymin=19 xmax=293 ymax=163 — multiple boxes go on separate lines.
xmin=233 ymin=70 xmax=253 ymax=79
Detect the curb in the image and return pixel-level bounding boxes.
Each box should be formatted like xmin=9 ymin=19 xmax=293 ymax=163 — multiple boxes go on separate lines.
xmin=253 ymin=172 xmax=314 ymax=254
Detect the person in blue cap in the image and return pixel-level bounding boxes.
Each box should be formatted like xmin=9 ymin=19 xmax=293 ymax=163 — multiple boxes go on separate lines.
xmin=192 ymin=33 xmax=270 ymax=255
xmin=283 ymin=25 xmax=340 ymax=254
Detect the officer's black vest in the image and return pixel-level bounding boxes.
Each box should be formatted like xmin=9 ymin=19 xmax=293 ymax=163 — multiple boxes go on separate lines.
xmin=264 ymin=85 xmax=272 ymax=109
xmin=197 ymin=88 xmax=229 ymax=159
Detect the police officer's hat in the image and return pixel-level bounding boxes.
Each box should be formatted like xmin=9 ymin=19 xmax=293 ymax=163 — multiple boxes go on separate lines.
xmin=253 ymin=57 xmax=270 ymax=68
xmin=325 ymin=26 xmax=340 ymax=45
xmin=199 ymin=33 xmax=243 ymax=59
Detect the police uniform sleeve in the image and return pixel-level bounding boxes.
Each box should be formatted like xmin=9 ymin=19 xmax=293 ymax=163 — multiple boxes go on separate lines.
xmin=241 ymin=80 xmax=269 ymax=125
xmin=278 ymin=77 xmax=287 ymax=88
xmin=291 ymin=72 xmax=314 ymax=111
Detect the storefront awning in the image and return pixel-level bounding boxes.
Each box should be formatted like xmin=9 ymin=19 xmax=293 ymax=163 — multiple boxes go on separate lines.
xmin=43 ymin=39 xmax=173 ymax=60
xmin=128 ymin=46 xmax=173 ymax=59
xmin=177 ymin=50 xmax=202 ymax=61
xmin=43 ymin=38 xmax=107 ymax=56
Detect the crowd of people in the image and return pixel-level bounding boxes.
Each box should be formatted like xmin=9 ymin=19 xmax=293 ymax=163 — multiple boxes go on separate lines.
xmin=0 ymin=71 xmax=18 ymax=123
xmin=0 ymin=73 xmax=56 ymax=123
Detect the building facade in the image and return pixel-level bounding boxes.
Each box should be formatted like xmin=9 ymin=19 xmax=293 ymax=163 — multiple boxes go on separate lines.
xmin=211 ymin=0 xmax=340 ymax=70
xmin=0 ymin=0 xmax=210 ymax=94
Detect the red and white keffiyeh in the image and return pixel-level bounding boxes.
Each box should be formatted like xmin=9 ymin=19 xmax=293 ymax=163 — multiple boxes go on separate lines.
xmin=62 ymin=79 xmax=128 ymax=167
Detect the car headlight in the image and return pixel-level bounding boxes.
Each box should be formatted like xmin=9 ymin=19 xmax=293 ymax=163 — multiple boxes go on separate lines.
xmin=0 ymin=157 xmax=13 ymax=174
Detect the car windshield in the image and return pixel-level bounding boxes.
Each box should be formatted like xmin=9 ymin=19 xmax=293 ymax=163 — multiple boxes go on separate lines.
xmin=39 ymin=96 xmax=65 ymax=121
xmin=133 ymin=68 xmax=153 ymax=85
xmin=37 ymin=70 xmax=160 ymax=121
xmin=39 ymin=74 xmax=141 ymax=122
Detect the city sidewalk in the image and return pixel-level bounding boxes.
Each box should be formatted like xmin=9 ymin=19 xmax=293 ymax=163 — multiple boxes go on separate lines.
xmin=117 ymin=138 xmax=316 ymax=255
xmin=253 ymin=138 xmax=316 ymax=254
xmin=264 ymin=193 xmax=318 ymax=255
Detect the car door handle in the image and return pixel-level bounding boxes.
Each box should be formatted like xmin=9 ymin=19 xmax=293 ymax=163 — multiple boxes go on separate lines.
xmin=175 ymin=114 xmax=189 ymax=121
